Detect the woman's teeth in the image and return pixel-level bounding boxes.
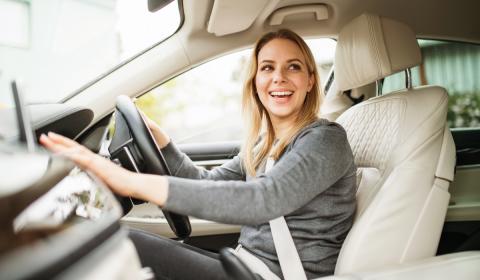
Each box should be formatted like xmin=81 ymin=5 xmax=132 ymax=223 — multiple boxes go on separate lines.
xmin=269 ymin=91 xmax=293 ymax=97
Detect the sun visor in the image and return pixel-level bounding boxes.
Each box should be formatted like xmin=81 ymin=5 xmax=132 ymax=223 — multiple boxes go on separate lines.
xmin=207 ymin=0 xmax=269 ymax=36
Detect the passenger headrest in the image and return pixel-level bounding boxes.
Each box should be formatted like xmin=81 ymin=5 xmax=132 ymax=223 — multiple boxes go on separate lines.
xmin=335 ymin=13 xmax=421 ymax=91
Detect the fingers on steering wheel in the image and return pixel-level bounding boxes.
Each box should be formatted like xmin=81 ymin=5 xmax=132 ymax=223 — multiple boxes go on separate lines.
xmin=140 ymin=110 xmax=159 ymax=130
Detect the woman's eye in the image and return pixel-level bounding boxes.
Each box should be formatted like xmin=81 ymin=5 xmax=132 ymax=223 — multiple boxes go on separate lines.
xmin=288 ymin=63 xmax=302 ymax=71
xmin=260 ymin=65 xmax=273 ymax=71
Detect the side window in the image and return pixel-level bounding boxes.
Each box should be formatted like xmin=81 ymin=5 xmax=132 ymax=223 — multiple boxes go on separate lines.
xmin=136 ymin=38 xmax=336 ymax=144
xmin=382 ymin=40 xmax=480 ymax=128
xmin=136 ymin=50 xmax=249 ymax=144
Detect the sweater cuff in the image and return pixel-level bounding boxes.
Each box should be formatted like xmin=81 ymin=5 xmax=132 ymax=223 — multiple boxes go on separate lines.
xmin=160 ymin=141 xmax=184 ymax=176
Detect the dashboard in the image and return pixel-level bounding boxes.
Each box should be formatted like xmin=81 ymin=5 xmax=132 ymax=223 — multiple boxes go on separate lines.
xmin=0 ymin=145 xmax=137 ymax=279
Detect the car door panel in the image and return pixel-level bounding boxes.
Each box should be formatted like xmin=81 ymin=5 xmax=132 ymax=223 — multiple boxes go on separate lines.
xmin=439 ymin=129 xmax=480 ymax=254
xmin=121 ymin=142 xmax=242 ymax=250
xmin=178 ymin=141 xmax=240 ymax=162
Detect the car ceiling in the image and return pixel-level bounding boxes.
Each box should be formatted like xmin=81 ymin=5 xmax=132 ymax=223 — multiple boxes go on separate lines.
xmin=201 ymin=0 xmax=480 ymax=42
xmin=66 ymin=0 xmax=480 ymax=127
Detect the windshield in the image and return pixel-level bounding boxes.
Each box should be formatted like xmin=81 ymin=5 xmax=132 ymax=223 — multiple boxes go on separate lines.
xmin=0 ymin=0 xmax=181 ymax=106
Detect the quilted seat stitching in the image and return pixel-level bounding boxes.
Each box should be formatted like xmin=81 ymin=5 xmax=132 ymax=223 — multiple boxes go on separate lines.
xmin=339 ymin=99 xmax=402 ymax=170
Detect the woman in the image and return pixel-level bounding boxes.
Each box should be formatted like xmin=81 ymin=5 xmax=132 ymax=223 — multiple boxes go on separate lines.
xmin=41 ymin=29 xmax=356 ymax=279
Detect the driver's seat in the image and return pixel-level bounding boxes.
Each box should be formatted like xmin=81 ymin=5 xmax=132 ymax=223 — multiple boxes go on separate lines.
xmin=333 ymin=13 xmax=455 ymax=274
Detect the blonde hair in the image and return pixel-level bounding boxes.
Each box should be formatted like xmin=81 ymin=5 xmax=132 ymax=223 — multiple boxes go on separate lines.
xmin=242 ymin=29 xmax=323 ymax=176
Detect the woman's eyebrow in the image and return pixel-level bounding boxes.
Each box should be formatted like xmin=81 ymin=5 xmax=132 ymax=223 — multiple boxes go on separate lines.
xmin=259 ymin=59 xmax=275 ymax=64
xmin=259 ymin=58 xmax=305 ymax=64
xmin=287 ymin=58 xmax=305 ymax=65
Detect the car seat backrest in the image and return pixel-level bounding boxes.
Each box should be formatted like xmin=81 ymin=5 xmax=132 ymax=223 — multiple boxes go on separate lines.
xmin=332 ymin=13 xmax=456 ymax=274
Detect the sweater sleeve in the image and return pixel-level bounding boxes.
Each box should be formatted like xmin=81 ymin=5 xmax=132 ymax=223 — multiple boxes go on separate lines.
xmin=163 ymin=125 xmax=355 ymax=225
xmin=160 ymin=141 xmax=245 ymax=181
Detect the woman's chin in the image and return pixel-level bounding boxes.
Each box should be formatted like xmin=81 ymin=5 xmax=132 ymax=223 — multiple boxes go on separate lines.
xmin=267 ymin=109 xmax=296 ymax=121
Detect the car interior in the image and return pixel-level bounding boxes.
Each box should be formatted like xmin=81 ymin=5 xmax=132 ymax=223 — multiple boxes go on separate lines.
xmin=1 ymin=0 xmax=480 ymax=279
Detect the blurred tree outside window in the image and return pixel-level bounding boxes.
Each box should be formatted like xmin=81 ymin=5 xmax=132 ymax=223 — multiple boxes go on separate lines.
xmin=382 ymin=40 xmax=480 ymax=128
xmin=136 ymin=38 xmax=337 ymax=144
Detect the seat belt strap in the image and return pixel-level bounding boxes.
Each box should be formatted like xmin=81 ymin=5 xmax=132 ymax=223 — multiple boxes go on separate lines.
xmin=266 ymin=157 xmax=308 ymax=280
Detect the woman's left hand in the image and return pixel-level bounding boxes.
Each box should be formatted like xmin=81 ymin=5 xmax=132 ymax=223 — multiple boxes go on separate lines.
xmin=39 ymin=132 xmax=169 ymax=205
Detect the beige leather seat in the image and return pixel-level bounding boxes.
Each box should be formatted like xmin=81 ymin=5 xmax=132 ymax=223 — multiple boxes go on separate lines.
xmin=331 ymin=13 xmax=456 ymax=274
xmin=320 ymin=78 xmax=376 ymax=121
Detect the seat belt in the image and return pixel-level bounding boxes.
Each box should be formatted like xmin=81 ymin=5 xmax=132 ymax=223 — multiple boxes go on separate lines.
xmin=266 ymin=157 xmax=308 ymax=280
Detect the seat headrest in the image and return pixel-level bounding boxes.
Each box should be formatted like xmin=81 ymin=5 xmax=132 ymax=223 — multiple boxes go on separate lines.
xmin=335 ymin=14 xmax=422 ymax=91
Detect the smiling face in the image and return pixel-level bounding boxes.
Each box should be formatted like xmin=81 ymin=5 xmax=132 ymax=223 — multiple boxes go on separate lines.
xmin=255 ymin=38 xmax=314 ymax=125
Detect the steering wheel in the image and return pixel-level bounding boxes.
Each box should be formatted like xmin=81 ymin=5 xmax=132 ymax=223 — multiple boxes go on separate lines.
xmin=108 ymin=95 xmax=191 ymax=239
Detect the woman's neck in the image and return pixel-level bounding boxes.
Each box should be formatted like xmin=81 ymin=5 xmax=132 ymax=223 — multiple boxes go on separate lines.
xmin=271 ymin=117 xmax=296 ymax=140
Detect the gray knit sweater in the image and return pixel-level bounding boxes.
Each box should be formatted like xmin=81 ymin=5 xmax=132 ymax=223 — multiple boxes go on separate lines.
xmin=162 ymin=119 xmax=357 ymax=279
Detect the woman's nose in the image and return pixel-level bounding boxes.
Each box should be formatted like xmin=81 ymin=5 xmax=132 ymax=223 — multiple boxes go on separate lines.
xmin=272 ymin=69 xmax=287 ymax=84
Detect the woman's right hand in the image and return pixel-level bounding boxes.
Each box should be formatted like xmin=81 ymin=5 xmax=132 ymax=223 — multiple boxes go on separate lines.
xmin=40 ymin=132 xmax=140 ymax=197
xmin=140 ymin=112 xmax=170 ymax=149
xmin=40 ymin=132 xmax=170 ymax=206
